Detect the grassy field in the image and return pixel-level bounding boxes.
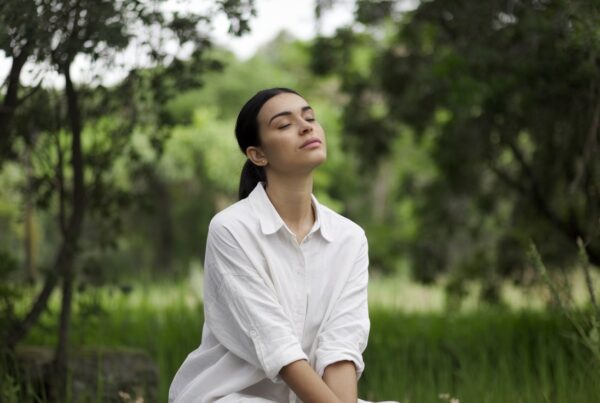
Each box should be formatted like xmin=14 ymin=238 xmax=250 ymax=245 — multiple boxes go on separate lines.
xmin=9 ymin=274 xmax=600 ymax=402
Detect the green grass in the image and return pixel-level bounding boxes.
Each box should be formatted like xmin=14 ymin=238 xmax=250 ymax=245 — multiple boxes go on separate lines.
xmin=12 ymin=279 xmax=600 ymax=402
xmin=362 ymin=308 xmax=599 ymax=402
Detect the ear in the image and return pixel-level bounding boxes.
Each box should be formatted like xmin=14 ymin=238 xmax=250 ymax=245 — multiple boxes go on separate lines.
xmin=246 ymin=146 xmax=268 ymax=167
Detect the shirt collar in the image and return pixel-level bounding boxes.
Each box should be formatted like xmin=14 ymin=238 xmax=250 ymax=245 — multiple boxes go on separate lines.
xmin=248 ymin=182 xmax=334 ymax=242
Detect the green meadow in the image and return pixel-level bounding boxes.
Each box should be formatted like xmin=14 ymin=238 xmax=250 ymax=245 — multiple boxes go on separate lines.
xmin=6 ymin=275 xmax=597 ymax=403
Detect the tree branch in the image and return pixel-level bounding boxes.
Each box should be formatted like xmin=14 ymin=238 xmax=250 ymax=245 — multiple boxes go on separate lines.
xmin=570 ymin=94 xmax=600 ymax=194
xmin=492 ymin=141 xmax=600 ymax=266
xmin=0 ymin=45 xmax=30 ymax=145
xmin=15 ymin=81 xmax=43 ymax=108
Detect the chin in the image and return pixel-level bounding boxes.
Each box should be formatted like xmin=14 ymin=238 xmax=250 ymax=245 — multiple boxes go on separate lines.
xmin=311 ymin=150 xmax=327 ymax=165
xmin=293 ymin=156 xmax=325 ymax=174
xmin=284 ymin=150 xmax=327 ymax=173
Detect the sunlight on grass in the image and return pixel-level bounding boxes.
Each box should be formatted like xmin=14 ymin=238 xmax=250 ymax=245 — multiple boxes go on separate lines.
xmin=119 ymin=265 xmax=598 ymax=313
xmin=16 ymin=260 xmax=598 ymax=316
xmin=368 ymin=268 xmax=599 ymax=312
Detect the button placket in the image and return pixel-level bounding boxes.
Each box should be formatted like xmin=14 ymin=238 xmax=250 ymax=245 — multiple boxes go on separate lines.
xmin=298 ymin=243 xmax=309 ymax=333
xmin=291 ymin=243 xmax=307 ymax=337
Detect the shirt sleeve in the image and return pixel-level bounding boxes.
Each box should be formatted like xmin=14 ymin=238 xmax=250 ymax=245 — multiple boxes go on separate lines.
xmin=314 ymin=231 xmax=371 ymax=379
xmin=202 ymin=218 xmax=308 ymax=382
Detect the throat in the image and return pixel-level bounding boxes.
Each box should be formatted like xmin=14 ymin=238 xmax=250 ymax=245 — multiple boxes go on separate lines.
xmin=285 ymin=204 xmax=316 ymax=244
xmin=263 ymin=181 xmax=316 ymax=243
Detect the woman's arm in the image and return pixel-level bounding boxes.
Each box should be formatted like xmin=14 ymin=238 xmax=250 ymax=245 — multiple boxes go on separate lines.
xmin=280 ymin=360 xmax=343 ymax=403
xmin=323 ymin=361 xmax=357 ymax=403
xmin=314 ymin=232 xmax=370 ymax=379
xmin=203 ymin=220 xmax=309 ymax=380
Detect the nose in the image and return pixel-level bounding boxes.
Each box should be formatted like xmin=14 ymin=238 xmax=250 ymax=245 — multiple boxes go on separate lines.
xmin=299 ymin=118 xmax=313 ymax=135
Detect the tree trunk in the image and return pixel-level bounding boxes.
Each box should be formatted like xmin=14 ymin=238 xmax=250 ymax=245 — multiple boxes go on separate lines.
xmin=151 ymin=172 xmax=174 ymax=272
xmin=23 ymin=142 xmax=37 ymax=282
xmin=52 ymin=61 xmax=86 ymax=399
xmin=3 ymin=60 xmax=86 ymax=401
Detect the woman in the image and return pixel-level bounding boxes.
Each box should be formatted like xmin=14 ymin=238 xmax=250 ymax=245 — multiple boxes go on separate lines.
xmin=169 ymin=88 xmax=388 ymax=403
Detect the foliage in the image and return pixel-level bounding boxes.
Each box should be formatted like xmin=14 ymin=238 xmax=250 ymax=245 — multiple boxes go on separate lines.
xmin=312 ymin=0 xmax=600 ymax=291
xmin=0 ymin=2 xmax=258 ymax=398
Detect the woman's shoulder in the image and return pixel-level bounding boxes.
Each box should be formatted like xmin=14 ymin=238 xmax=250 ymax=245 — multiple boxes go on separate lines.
xmin=318 ymin=203 xmax=367 ymax=243
xmin=208 ymin=198 xmax=256 ymax=235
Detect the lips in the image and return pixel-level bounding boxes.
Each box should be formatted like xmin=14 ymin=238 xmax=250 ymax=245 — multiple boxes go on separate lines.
xmin=300 ymin=138 xmax=322 ymax=148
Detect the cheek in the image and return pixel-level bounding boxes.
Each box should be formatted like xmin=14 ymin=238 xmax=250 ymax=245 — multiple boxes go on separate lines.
xmin=316 ymin=123 xmax=326 ymax=139
xmin=262 ymin=137 xmax=294 ymax=161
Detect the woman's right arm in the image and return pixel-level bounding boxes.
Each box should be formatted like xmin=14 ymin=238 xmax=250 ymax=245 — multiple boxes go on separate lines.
xmin=204 ymin=220 xmax=307 ymax=381
xmin=280 ymin=360 xmax=343 ymax=403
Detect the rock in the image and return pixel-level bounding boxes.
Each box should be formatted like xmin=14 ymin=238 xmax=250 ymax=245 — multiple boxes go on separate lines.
xmin=15 ymin=345 xmax=159 ymax=402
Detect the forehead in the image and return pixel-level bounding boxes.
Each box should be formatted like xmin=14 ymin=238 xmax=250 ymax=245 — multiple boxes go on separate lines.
xmin=257 ymin=92 xmax=309 ymax=123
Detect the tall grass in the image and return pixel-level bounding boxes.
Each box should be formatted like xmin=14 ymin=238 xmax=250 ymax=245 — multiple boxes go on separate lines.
xmin=16 ymin=280 xmax=600 ymax=402
xmin=363 ymin=308 xmax=599 ymax=402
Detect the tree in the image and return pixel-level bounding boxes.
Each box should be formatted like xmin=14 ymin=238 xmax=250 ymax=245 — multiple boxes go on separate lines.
xmin=0 ymin=0 xmax=255 ymax=397
xmin=313 ymin=0 xmax=600 ymax=295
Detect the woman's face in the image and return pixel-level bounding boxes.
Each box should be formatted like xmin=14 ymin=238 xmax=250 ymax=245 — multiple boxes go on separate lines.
xmin=251 ymin=92 xmax=327 ymax=175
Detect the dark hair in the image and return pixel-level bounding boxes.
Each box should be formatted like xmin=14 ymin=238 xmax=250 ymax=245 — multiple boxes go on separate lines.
xmin=235 ymin=87 xmax=301 ymax=199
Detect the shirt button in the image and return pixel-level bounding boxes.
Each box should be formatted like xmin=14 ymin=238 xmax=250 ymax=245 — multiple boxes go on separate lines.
xmin=249 ymin=329 xmax=257 ymax=338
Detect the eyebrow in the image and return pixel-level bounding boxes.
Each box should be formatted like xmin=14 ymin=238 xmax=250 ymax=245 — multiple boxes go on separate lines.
xmin=268 ymin=106 xmax=313 ymax=125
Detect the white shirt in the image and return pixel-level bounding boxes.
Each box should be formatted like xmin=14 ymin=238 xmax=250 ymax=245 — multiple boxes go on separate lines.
xmin=169 ymin=182 xmax=370 ymax=403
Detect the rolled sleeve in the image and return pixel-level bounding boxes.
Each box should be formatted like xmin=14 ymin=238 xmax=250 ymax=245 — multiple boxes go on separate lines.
xmin=314 ymin=232 xmax=370 ymax=378
xmin=204 ymin=219 xmax=307 ymax=382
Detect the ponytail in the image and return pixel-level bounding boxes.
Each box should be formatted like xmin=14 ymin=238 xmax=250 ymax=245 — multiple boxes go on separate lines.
xmin=239 ymin=159 xmax=266 ymax=200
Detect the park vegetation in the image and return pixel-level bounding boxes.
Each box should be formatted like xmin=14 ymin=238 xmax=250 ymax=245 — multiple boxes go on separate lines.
xmin=1 ymin=0 xmax=599 ymax=401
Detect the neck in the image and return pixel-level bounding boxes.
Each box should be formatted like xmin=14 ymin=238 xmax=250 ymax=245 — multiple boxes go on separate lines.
xmin=264 ymin=172 xmax=315 ymax=241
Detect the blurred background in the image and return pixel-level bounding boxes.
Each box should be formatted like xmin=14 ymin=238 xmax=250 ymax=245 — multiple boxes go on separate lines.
xmin=1 ymin=0 xmax=599 ymax=402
